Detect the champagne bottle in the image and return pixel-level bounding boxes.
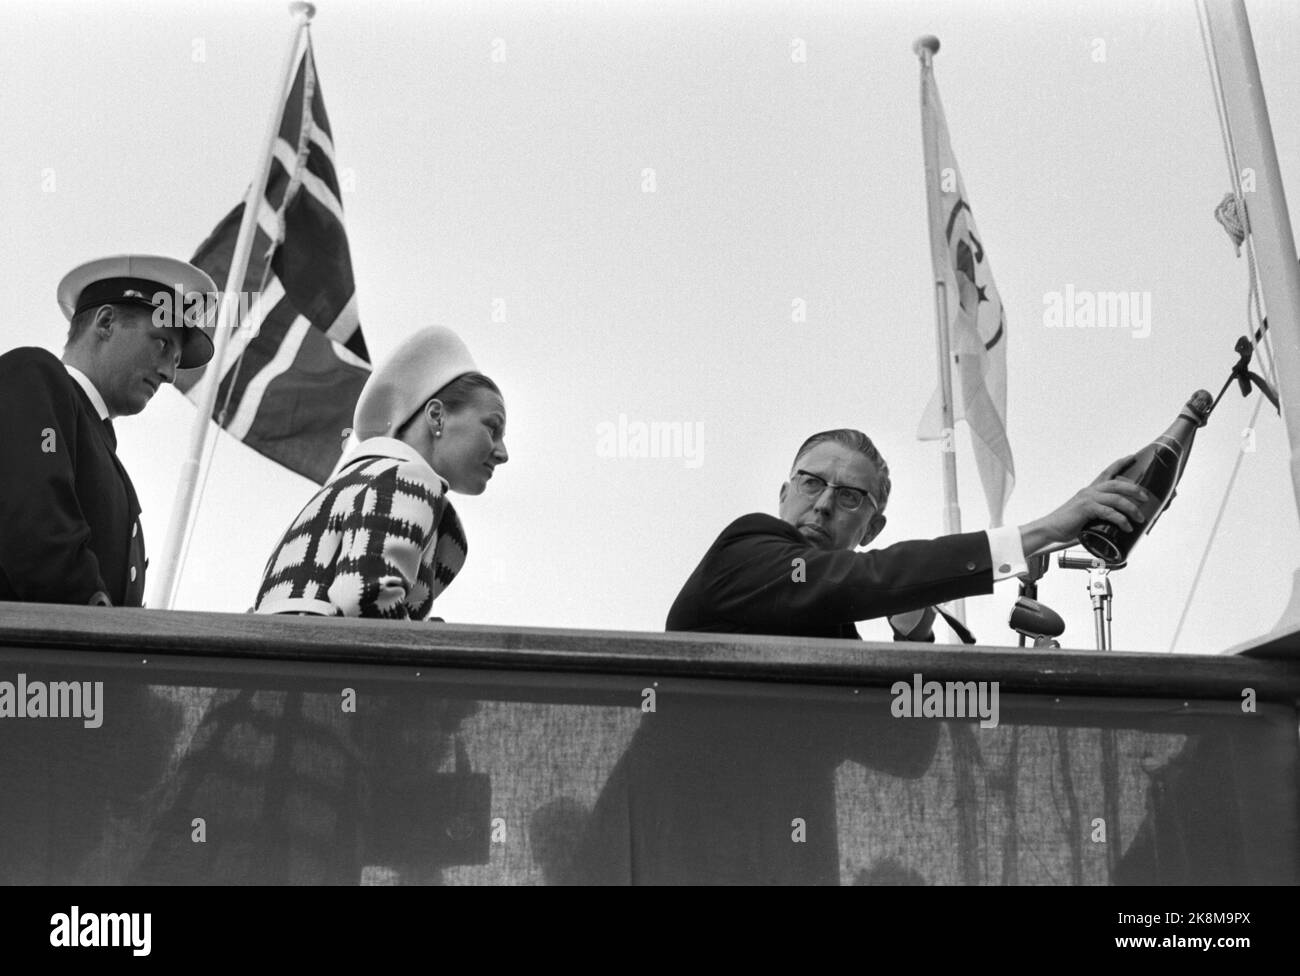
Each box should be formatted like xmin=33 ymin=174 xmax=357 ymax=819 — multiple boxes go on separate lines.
xmin=1079 ymin=390 xmax=1214 ymax=567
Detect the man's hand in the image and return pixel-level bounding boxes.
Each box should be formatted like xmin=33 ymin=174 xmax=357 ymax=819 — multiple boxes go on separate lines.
xmin=1019 ymin=455 xmax=1151 ymax=556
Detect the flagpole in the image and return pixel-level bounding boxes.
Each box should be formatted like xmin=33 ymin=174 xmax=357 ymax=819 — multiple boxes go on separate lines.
xmin=149 ymin=2 xmax=317 ymax=610
xmin=1200 ymin=0 xmax=1300 ymax=644
xmin=915 ymin=34 xmax=966 ymax=629
xmin=916 ymin=38 xmax=980 ymax=887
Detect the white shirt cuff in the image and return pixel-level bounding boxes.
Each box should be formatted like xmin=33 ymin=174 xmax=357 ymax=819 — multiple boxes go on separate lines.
xmin=985 ymin=525 xmax=1027 ymax=582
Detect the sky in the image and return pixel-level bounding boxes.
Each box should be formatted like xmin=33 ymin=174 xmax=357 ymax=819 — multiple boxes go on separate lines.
xmin=3 ymin=0 xmax=1299 ymax=655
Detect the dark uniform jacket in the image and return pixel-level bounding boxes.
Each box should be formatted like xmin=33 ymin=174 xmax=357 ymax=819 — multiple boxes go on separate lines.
xmin=0 ymin=348 xmax=171 ymax=883
xmin=0 ymin=346 xmax=145 ymax=606
xmin=563 ymin=513 xmax=998 ymax=885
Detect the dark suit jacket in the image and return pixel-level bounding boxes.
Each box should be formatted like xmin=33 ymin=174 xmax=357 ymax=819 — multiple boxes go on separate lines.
xmin=666 ymin=512 xmax=995 ymax=638
xmin=0 ymin=347 xmax=146 ymax=606
xmin=562 ymin=514 xmax=999 ymax=885
xmin=0 ymin=349 xmax=175 ymax=882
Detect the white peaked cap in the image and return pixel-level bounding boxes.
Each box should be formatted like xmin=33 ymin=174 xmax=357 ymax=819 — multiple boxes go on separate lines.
xmin=57 ymin=253 xmax=218 ymax=369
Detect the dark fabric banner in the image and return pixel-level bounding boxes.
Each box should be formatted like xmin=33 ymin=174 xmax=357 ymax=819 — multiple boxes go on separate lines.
xmin=0 ymin=649 xmax=1293 ymax=885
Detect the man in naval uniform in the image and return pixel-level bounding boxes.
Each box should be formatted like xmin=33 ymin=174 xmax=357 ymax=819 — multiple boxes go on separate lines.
xmin=0 ymin=254 xmax=214 ymax=883
xmin=0 ymin=254 xmax=215 ymax=606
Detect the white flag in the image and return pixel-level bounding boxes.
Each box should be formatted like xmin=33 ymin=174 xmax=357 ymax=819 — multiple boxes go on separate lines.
xmin=917 ymin=63 xmax=1015 ymax=527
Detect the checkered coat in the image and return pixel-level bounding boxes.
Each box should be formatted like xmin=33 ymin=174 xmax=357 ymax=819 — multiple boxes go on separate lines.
xmin=253 ymin=438 xmax=466 ymax=619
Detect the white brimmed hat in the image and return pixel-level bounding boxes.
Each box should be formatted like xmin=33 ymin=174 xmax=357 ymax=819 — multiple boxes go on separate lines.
xmin=57 ymin=254 xmax=218 ymax=369
xmin=353 ymin=326 xmax=479 ymax=439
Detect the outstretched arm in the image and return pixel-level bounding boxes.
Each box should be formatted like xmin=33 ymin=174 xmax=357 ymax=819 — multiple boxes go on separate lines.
xmin=696 ymin=515 xmax=995 ymax=633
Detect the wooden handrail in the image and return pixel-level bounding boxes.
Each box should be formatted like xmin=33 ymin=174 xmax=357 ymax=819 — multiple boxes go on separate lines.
xmin=2 ymin=602 xmax=1299 ymax=702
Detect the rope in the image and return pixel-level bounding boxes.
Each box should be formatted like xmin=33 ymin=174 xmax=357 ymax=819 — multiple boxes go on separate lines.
xmin=1163 ymin=4 xmax=1282 ymax=652
xmin=1214 ymin=193 xmax=1277 ymax=391
xmin=1167 ymin=395 xmax=1264 ymax=652
xmin=1213 ymin=192 xmax=1247 ymax=253
xmin=1197 ymin=2 xmax=1279 ymax=393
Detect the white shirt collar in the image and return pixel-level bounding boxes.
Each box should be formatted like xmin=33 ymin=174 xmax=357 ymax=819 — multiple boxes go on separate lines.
xmin=63 ymin=364 xmax=110 ymax=420
xmin=333 ymin=436 xmax=449 ymax=491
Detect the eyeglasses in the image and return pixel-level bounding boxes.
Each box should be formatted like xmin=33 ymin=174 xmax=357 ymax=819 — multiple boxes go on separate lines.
xmin=791 ymin=469 xmax=880 ymax=513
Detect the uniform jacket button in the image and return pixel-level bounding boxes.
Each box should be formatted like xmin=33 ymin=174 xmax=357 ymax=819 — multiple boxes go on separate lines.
xmin=965 ymin=561 xmax=977 ymax=571
xmin=130 ymin=566 xmax=138 ymax=582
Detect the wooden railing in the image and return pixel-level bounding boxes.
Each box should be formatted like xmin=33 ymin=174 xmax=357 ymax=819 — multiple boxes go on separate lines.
xmin=3 ymin=603 xmax=1299 ymax=701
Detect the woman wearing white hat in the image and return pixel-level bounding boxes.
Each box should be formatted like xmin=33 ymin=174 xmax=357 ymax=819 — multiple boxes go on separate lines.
xmin=253 ymin=325 xmax=508 ymax=618
xmin=132 ymin=327 xmax=508 ymax=884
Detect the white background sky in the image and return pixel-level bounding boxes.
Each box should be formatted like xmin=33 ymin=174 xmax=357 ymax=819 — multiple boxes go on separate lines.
xmin=3 ymin=0 xmax=1299 ymax=654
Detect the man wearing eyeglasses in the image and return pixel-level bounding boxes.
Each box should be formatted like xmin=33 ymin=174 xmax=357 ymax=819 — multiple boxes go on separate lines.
xmin=562 ymin=426 xmax=1147 ymax=884
xmin=567 ymin=429 xmax=1147 ymax=884
xmin=666 ymin=427 xmax=1146 ymax=641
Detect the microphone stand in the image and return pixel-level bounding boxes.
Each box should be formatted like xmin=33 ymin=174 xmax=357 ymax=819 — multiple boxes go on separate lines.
xmin=1058 ymin=550 xmax=1115 ymax=652
xmin=1016 ymin=584 xmax=1033 ymax=648
xmin=1017 ymin=553 xmax=1050 ymax=647
xmin=1089 ymin=568 xmax=1114 ymax=652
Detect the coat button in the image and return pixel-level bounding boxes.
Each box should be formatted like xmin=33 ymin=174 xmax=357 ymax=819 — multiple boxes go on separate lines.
xmin=130 ymin=566 xmax=138 ymax=582
xmin=965 ymin=561 xmax=977 ymax=571
xmin=132 ymin=522 xmax=138 ymax=538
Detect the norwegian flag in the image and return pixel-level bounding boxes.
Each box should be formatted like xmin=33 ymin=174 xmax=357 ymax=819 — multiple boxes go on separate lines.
xmin=178 ymin=35 xmax=370 ymax=484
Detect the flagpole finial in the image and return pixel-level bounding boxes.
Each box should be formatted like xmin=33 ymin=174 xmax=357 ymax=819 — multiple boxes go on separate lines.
xmin=289 ymin=2 xmax=316 ymax=21
xmin=913 ymin=35 xmax=941 ymax=58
